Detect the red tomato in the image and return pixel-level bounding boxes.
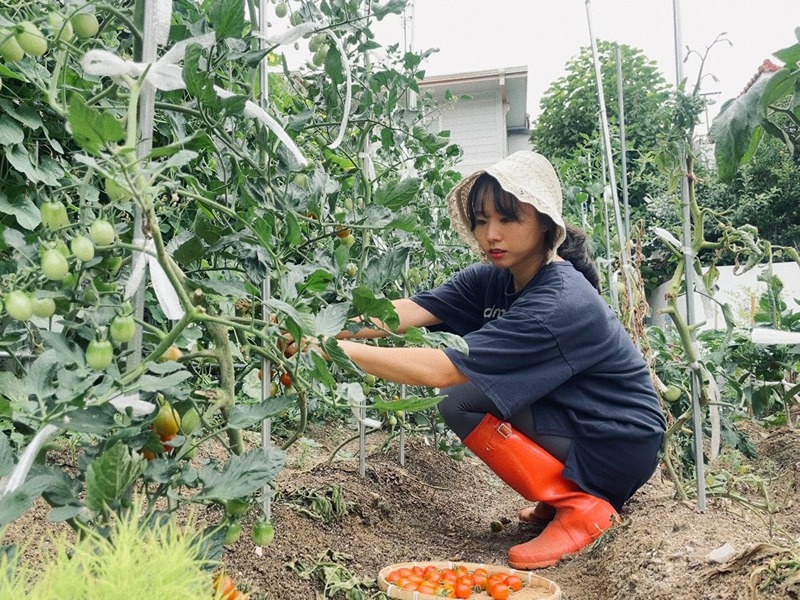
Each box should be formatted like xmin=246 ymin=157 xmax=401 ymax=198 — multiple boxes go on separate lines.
xmin=213 ymin=574 xmax=235 ymax=599
xmin=438 ymin=584 xmax=456 ymax=598
xmin=441 ymin=570 xmax=458 ymax=585
xmin=488 ymin=582 xmax=510 ymax=600
xmin=279 ymin=371 xmax=293 ymax=387
xmin=487 ymin=573 xmax=506 ymax=586
xmin=471 ymin=573 xmax=488 ymax=590
xmin=386 ymin=570 xmax=400 ymax=584
xmin=504 ymin=575 xmax=523 ymax=591
xmin=417 ymin=582 xmax=437 ymax=595
xmin=455 ymin=581 xmax=473 ymax=598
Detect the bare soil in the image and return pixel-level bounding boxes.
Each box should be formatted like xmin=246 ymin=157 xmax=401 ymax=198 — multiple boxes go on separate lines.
xmin=8 ymin=420 xmax=800 ymax=600
xmin=221 ymin=420 xmax=800 ymax=600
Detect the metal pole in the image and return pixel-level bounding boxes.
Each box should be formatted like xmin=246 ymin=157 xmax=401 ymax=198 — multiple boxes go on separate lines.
xmin=129 ymin=0 xmax=158 ymax=369
xmin=584 ymin=0 xmax=635 ymax=321
xmin=258 ymin=0 xmax=273 ymax=521
xmin=614 ymin=44 xmax=631 ymax=236
xmin=673 ymin=0 xmax=706 ymax=511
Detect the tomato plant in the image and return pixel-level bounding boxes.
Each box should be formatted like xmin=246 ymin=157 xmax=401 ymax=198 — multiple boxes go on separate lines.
xmin=0 ymin=0 xmax=461 ymax=576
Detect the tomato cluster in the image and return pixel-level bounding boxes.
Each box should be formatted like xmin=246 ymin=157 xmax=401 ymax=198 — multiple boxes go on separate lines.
xmin=384 ymin=565 xmax=523 ymax=599
xmin=212 ymin=572 xmax=248 ymax=600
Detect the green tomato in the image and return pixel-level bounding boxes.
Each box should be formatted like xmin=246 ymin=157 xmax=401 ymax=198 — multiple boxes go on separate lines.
xmin=224 ymin=499 xmax=250 ymax=518
xmin=364 ymin=374 xmax=377 ymax=387
xmin=308 ymin=33 xmax=325 ymax=53
xmin=55 ymin=239 xmax=70 ymax=258
xmin=15 ymin=22 xmax=48 ymax=57
xmin=40 ymin=201 xmax=69 ymax=230
xmin=224 ymin=522 xmax=243 ymax=545
xmin=48 ymin=13 xmax=74 ymax=42
xmin=89 ymin=219 xmax=116 ymax=246
xmin=340 ymin=233 xmax=356 ymax=248
xmin=86 ymin=339 xmax=113 ymax=370
xmin=109 ymin=314 xmax=136 ymax=344
xmin=5 ymin=290 xmax=32 ymax=321
xmin=0 ymin=32 xmax=24 ymax=62
xmin=663 ymin=385 xmax=682 ymax=403
xmin=274 ymin=2 xmax=288 ymax=17
xmin=312 ymin=47 xmax=328 ymax=67
xmin=71 ymin=13 xmax=100 ymax=38
xmin=70 ymin=235 xmax=95 ymax=262
xmin=289 ymin=11 xmax=303 ymax=25
xmin=344 ymin=263 xmax=358 ymax=278
xmin=104 ymin=177 xmax=131 ymax=201
xmin=31 ymin=297 xmax=56 ymax=319
xmin=41 ymin=248 xmax=70 ymax=281
xmin=180 ymin=407 xmax=201 ymax=435
xmin=251 ymin=520 xmax=275 ymax=547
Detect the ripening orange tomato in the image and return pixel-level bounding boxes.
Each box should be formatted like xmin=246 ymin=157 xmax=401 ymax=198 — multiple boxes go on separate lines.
xmin=504 ymin=575 xmax=522 ymax=591
xmin=488 ymin=581 xmax=510 ymax=600
xmin=455 ymin=581 xmax=473 ymax=599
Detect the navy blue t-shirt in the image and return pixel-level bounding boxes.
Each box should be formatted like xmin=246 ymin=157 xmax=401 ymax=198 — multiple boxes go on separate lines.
xmin=411 ymin=261 xmax=666 ymax=508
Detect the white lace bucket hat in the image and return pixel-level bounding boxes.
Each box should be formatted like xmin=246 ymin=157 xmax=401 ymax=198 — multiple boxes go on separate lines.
xmin=446 ymin=151 xmax=566 ymax=261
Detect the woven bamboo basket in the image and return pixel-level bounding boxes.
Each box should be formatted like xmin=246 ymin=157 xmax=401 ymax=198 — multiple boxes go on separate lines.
xmin=378 ymin=561 xmax=561 ymax=600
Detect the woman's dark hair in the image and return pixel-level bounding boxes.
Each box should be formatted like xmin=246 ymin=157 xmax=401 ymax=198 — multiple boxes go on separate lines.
xmin=558 ymin=224 xmax=601 ymax=293
xmin=467 ymin=174 xmax=601 ymax=293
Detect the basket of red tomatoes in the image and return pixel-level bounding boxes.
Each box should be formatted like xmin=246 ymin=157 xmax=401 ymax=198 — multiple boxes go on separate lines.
xmin=378 ymin=561 xmax=561 ymax=600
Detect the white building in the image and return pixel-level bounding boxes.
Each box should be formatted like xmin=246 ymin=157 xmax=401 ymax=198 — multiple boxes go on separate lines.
xmin=648 ymin=262 xmax=800 ymax=332
xmin=419 ymin=66 xmax=530 ymax=174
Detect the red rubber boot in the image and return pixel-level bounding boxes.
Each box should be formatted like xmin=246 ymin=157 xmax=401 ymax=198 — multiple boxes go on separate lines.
xmin=463 ymin=414 xmax=618 ymax=569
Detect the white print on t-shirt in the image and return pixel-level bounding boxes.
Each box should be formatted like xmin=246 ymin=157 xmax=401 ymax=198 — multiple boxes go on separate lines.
xmin=483 ymin=307 xmax=506 ymax=319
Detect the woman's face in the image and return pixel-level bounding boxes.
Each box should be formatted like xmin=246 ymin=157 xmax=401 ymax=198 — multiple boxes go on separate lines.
xmin=471 ymin=185 xmax=549 ymax=271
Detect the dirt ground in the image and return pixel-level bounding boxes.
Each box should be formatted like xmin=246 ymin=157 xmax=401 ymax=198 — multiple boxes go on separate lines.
xmin=7 ymin=419 xmax=800 ymax=599
xmin=217 ymin=420 xmax=800 ymax=600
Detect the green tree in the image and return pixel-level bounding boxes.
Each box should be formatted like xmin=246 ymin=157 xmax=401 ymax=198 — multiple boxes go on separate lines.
xmin=530 ymin=41 xmax=674 ymax=208
xmin=701 ymin=135 xmax=800 ymax=251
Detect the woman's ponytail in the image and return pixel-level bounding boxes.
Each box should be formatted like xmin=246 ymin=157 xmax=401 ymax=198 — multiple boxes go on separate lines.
xmin=557 ymin=225 xmax=601 ymax=293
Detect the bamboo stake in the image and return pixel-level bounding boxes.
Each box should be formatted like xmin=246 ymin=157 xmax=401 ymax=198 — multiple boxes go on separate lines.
xmin=258 ymin=0 xmax=273 ymax=522
xmin=672 ymin=0 xmax=706 ymax=511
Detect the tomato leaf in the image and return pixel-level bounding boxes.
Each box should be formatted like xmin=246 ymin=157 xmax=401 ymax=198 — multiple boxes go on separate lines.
xmin=373 ymin=0 xmax=408 ymax=20
xmin=84 ymin=441 xmax=146 ymax=512
xmin=314 ymin=302 xmax=349 ymax=337
xmin=0 ymin=190 xmax=39 ymax=230
xmin=372 ymin=394 xmax=443 ymax=413
xmin=0 ymin=474 xmax=52 ymax=527
xmin=60 ymin=405 xmax=117 ymax=434
xmin=710 ymin=75 xmax=772 ymax=183
xmin=209 ymin=0 xmax=245 ymax=41
xmin=350 ymin=286 xmax=399 ymax=331
xmin=67 ymin=95 xmax=125 ymax=156
xmin=228 ymin=397 xmax=294 ymax=429
xmin=324 ymin=45 xmax=344 ymax=86
xmin=362 ymin=247 xmax=410 ymax=290
xmin=0 ymin=432 xmax=14 ymax=478
xmin=0 ymin=114 xmax=24 ymax=145
xmin=374 ymin=177 xmax=420 ymax=210
xmin=194 ymin=447 xmax=286 ymax=502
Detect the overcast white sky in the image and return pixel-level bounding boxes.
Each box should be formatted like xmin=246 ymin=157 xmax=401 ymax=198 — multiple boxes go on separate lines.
xmin=376 ymin=0 xmax=799 ymax=133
